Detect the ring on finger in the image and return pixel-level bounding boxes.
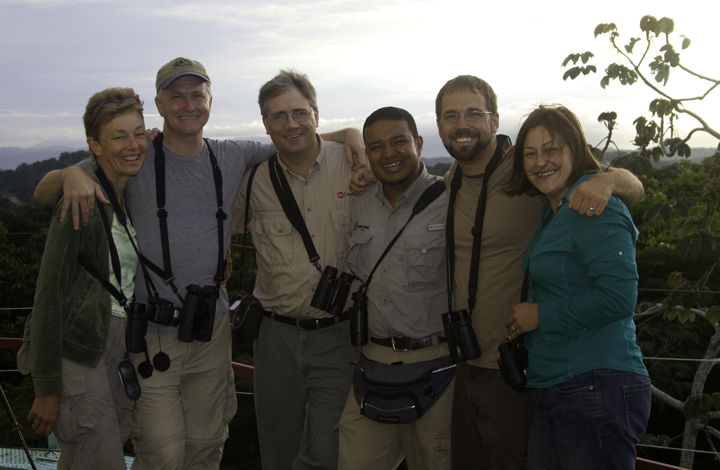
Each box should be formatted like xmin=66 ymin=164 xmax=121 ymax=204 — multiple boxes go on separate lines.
xmin=588 ymin=207 xmax=596 ymax=211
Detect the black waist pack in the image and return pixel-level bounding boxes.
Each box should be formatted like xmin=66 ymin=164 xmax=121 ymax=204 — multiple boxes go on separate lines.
xmin=352 ymin=354 xmax=456 ymax=424
xmin=230 ymin=295 xmax=265 ymax=341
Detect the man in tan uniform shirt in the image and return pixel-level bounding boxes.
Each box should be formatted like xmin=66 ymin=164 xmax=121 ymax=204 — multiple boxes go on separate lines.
xmin=232 ymin=69 xmax=358 ymax=470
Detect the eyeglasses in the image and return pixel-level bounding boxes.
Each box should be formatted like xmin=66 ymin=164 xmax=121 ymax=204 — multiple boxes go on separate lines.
xmin=438 ymin=111 xmax=492 ymax=123
xmin=94 ymin=96 xmax=141 ymax=118
xmin=265 ymin=110 xmax=313 ymax=126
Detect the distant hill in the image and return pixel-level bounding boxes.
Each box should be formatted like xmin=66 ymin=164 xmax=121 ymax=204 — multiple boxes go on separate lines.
xmin=0 ymin=150 xmax=90 ymax=210
xmin=601 ymin=147 xmax=718 ymax=167
xmin=0 ymin=140 xmax=86 ymax=170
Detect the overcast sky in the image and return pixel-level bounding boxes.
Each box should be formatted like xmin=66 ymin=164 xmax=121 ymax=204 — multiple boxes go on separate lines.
xmin=1 ymin=0 xmax=717 ymax=159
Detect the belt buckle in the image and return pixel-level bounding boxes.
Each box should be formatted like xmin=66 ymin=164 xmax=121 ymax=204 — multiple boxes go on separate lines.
xmin=295 ymin=318 xmax=304 ymax=331
xmin=391 ymin=337 xmax=409 ymax=352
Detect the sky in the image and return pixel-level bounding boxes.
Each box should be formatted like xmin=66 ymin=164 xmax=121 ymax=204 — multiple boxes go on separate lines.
xmin=1 ymin=0 xmax=718 ymax=159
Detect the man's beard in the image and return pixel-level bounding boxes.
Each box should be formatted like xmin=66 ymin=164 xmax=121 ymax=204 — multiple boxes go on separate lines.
xmin=442 ymin=130 xmax=492 ymax=162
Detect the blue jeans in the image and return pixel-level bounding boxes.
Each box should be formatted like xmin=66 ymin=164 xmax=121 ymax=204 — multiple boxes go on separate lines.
xmin=528 ymin=370 xmax=651 ymax=470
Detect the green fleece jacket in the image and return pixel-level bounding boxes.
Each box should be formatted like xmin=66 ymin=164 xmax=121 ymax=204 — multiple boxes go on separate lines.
xmin=23 ymin=169 xmax=118 ymax=397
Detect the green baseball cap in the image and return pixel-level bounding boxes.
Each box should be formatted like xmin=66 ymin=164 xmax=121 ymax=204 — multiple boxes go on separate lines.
xmin=155 ymin=57 xmax=210 ymax=92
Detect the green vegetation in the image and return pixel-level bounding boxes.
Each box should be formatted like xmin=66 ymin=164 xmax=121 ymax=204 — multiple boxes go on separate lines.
xmin=563 ymin=15 xmax=720 ymax=469
xmin=0 ymin=150 xmax=89 ymax=210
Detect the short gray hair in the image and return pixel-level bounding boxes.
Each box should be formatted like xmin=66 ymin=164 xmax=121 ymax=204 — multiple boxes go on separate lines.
xmin=258 ymin=68 xmax=317 ymax=117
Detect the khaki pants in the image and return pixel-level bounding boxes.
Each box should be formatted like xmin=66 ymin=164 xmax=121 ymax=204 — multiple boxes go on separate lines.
xmin=338 ymin=340 xmax=453 ymax=470
xmin=54 ymin=315 xmax=132 ymax=470
xmin=129 ymin=316 xmax=237 ymax=470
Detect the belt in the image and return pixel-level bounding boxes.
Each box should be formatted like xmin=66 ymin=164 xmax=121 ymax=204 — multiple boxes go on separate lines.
xmin=370 ymin=334 xmax=447 ymax=351
xmin=262 ymin=310 xmax=350 ymax=331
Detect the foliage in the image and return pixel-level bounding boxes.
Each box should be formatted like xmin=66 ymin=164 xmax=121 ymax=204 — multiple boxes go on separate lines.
xmin=562 ymin=15 xmax=719 ymax=166
xmin=0 ymin=150 xmax=90 ymax=211
xmin=427 ymin=162 xmax=451 ymax=177
xmin=563 ymin=15 xmax=720 ymax=468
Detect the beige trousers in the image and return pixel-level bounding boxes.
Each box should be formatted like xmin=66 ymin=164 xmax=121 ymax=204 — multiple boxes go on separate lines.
xmin=54 ymin=315 xmax=132 ymax=470
xmin=129 ymin=316 xmax=237 ymax=470
xmin=337 ymin=340 xmax=453 ymax=470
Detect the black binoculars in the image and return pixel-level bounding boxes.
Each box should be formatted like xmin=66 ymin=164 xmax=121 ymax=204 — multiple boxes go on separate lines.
xmin=442 ymin=309 xmax=481 ymax=363
xmin=497 ymin=340 xmax=529 ymax=392
xmin=178 ymin=285 xmax=218 ymax=343
xmin=348 ymin=291 xmax=368 ymax=347
xmin=311 ymin=266 xmax=354 ymax=316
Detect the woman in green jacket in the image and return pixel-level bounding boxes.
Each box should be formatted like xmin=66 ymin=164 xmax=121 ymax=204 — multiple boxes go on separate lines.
xmin=22 ymin=87 xmax=147 ymax=470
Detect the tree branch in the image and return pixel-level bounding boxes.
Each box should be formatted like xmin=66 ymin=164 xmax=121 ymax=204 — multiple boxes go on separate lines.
xmin=651 ymin=385 xmax=685 ymax=412
xmin=677 ymin=64 xmax=720 ymax=84
xmin=676 ymin=106 xmax=720 ymax=140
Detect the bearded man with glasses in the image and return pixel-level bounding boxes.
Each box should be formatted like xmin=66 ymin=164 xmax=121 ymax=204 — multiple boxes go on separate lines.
xmin=434 ymin=75 xmax=646 ymax=470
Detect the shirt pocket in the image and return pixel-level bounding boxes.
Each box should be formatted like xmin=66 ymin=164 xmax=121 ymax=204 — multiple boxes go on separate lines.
xmin=252 ymin=212 xmax=294 ymax=266
xmin=348 ymin=230 xmax=373 ymax=280
xmin=331 ymin=209 xmax=351 ymax=262
xmin=404 ymin=233 xmax=446 ymax=293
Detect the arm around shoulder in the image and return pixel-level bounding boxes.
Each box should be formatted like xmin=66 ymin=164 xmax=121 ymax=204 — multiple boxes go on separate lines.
xmin=34 ymin=163 xmax=108 ymax=230
xmin=566 ymin=168 xmax=644 ymax=216
xmin=320 ymin=127 xmax=366 ymax=169
xmin=603 ymin=167 xmax=644 ymax=206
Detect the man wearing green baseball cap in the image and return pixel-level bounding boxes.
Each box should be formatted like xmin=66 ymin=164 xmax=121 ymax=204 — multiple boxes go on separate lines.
xmin=34 ymin=57 xmax=365 ymax=470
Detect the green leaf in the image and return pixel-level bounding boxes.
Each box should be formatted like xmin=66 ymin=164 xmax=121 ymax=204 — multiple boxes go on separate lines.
xmin=682 ymin=36 xmax=691 ymax=50
xmin=594 ymin=23 xmax=617 ymax=38
xmin=676 ymin=218 xmax=701 ymax=238
xmin=582 ymin=65 xmax=597 ymax=75
xmin=698 ymin=294 xmax=714 ymax=308
xmin=600 ymin=76 xmax=610 ymax=89
xmin=625 ymin=37 xmax=642 ymax=54
xmin=561 ymin=53 xmax=580 ymax=68
xmin=655 ymin=67 xmax=666 ymax=84
xmin=640 ymin=16 xmax=658 ymax=34
xmin=581 ymin=51 xmax=594 ymax=64
xmin=706 ymin=305 xmax=720 ymax=325
xmin=676 ymin=201 xmax=691 ymax=217
xmin=681 ymin=293 xmax=698 ymax=311
xmin=711 ymin=392 xmax=720 ymax=410
xmin=675 ymin=236 xmax=694 ymax=258
xmin=656 ymin=17 xmax=675 ymax=36
xmin=644 ymin=202 xmax=665 ymax=221
xmin=594 ymin=23 xmax=606 ymax=38
xmin=563 ymin=67 xmax=581 ymax=81
xmin=684 ymin=395 xmax=703 ymax=419
xmin=700 ymin=394 xmax=712 ymax=414
xmin=667 ymin=271 xmax=683 ymax=288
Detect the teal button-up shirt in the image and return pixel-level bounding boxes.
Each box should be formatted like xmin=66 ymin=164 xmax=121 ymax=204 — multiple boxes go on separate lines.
xmin=524 ymin=173 xmax=648 ymax=388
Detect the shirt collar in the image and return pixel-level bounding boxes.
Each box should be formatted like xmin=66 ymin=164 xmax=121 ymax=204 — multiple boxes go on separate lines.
xmin=372 ymin=162 xmax=429 ymax=209
xmin=556 ymin=172 xmax=598 ymax=209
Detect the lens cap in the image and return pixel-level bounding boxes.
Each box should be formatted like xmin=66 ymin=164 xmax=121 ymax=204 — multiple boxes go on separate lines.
xmin=138 ymin=360 xmax=153 ymax=379
xmin=153 ymin=352 xmax=171 ymax=371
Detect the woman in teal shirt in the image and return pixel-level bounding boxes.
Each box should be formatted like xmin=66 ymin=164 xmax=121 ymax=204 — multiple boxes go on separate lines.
xmin=505 ymin=105 xmax=650 ymax=470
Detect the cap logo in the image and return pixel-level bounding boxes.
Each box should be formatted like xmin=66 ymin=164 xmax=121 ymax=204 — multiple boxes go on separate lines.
xmin=173 ymin=59 xmax=193 ymax=69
